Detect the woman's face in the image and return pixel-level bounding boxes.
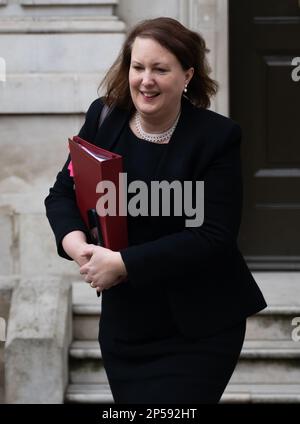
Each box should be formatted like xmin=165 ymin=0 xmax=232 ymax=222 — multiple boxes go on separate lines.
xmin=129 ymin=37 xmax=194 ymax=119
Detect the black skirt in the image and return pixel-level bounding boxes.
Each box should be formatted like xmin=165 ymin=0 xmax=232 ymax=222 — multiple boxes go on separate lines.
xmin=99 ymin=290 xmax=246 ymax=405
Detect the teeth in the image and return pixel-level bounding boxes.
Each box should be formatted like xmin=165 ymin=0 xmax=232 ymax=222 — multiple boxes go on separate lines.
xmin=142 ymin=92 xmax=158 ymax=98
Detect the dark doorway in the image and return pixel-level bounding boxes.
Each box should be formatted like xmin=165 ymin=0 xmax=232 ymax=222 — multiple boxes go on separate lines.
xmin=229 ymin=0 xmax=300 ymax=270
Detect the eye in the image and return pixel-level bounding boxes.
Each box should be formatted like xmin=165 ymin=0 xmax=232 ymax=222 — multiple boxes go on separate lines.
xmin=156 ymin=68 xmax=167 ymax=73
xmin=132 ymin=65 xmax=143 ymax=71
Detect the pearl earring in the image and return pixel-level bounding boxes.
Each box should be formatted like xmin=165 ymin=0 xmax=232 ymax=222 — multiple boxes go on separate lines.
xmin=184 ymin=83 xmax=188 ymax=93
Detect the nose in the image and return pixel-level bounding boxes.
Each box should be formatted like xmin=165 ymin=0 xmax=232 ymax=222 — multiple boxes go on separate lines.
xmin=141 ymin=70 xmax=154 ymax=86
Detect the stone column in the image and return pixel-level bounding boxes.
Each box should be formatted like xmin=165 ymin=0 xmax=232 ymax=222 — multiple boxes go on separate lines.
xmin=178 ymin=0 xmax=229 ymax=116
xmin=5 ymin=277 xmax=72 ymax=404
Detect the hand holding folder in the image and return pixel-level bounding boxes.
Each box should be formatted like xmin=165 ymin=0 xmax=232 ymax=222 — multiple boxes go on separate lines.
xmin=68 ymin=136 xmax=128 ymax=296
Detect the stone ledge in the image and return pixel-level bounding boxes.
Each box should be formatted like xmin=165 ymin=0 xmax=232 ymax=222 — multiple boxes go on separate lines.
xmin=222 ymin=384 xmax=300 ymax=403
xmin=252 ymin=272 xmax=300 ymax=307
xmin=73 ymin=305 xmax=102 ymax=315
xmin=69 ymin=339 xmax=300 ymax=361
xmin=21 ymin=0 xmax=118 ymax=5
xmin=66 ymin=383 xmax=113 ymax=403
xmin=72 ymin=281 xmax=101 ymax=307
xmin=260 ymin=305 xmax=300 ymax=315
xmin=241 ymin=340 xmax=300 ymax=359
xmin=70 ymin=340 xmax=101 ymax=359
xmin=66 ymin=383 xmax=300 ymax=404
xmin=0 ymin=73 xmax=104 ymax=114
xmin=0 ymin=16 xmax=125 ymax=33
xmin=72 ymin=303 xmax=300 ymax=317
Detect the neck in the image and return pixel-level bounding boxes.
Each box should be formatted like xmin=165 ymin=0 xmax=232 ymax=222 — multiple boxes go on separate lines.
xmin=138 ymin=105 xmax=181 ymax=134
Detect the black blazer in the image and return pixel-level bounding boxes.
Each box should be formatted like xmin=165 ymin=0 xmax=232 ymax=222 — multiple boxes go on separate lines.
xmin=45 ymin=97 xmax=267 ymax=338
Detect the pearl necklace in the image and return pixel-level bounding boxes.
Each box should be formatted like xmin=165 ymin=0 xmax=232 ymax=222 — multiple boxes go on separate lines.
xmin=134 ymin=110 xmax=181 ymax=144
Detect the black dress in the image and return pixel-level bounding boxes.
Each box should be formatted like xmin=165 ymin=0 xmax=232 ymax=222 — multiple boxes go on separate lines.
xmin=98 ymin=124 xmax=246 ymax=404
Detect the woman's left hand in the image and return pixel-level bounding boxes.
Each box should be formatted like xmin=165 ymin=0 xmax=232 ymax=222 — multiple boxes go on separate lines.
xmin=79 ymin=245 xmax=128 ymax=293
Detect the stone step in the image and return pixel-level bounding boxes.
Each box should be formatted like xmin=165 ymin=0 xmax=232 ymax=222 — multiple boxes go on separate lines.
xmin=65 ymin=383 xmax=300 ymax=404
xmin=69 ymin=340 xmax=300 ymax=385
xmin=72 ymin=282 xmax=101 ymax=340
xmin=72 ymin=282 xmax=102 ymax=306
xmin=246 ymin=306 xmax=300 ymax=341
xmin=70 ymin=340 xmax=102 ymax=359
xmin=68 ymin=276 xmax=300 ymax=402
xmin=72 ymin=304 xmax=300 ymax=341
xmin=72 ymin=273 xmax=300 ymax=308
xmin=69 ymin=340 xmax=106 ymax=384
xmin=222 ymin=384 xmax=300 ymax=403
xmin=230 ymin=360 xmax=300 ymax=384
xmin=69 ymin=362 xmax=108 ymax=384
xmin=66 ymin=383 xmax=113 ymax=404
xmin=70 ymin=339 xmax=300 ymax=359
xmin=230 ymin=340 xmax=300 ymax=384
xmin=72 ymin=275 xmax=300 ymax=341
xmin=242 ymin=340 xmax=300 ymax=358
xmin=73 ymin=305 xmax=101 ymax=341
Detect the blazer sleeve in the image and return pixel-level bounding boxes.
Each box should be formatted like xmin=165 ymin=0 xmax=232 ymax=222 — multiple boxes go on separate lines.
xmin=120 ymin=123 xmax=243 ymax=289
xmin=44 ymin=99 xmax=103 ymax=259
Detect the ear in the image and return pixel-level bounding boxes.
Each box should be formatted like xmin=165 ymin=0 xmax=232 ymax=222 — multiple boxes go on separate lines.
xmin=185 ymin=67 xmax=194 ymax=85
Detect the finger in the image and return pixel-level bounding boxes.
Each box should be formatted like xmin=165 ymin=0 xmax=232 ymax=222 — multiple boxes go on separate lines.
xmin=84 ymin=275 xmax=92 ymax=283
xmin=80 ymin=265 xmax=89 ymax=275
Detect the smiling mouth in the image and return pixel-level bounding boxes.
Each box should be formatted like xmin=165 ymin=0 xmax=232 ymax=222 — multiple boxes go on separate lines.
xmin=140 ymin=91 xmax=160 ymax=99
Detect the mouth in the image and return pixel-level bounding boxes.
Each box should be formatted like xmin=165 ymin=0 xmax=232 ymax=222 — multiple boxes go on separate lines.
xmin=140 ymin=91 xmax=160 ymax=100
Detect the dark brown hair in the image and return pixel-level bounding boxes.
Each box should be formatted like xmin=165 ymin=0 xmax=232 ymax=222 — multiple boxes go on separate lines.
xmin=98 ymin=17 xmax=218 ymax=109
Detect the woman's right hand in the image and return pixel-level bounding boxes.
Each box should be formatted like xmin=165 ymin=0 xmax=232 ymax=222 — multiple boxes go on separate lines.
xmin=62 ymin=230 xmax=92 ymax=267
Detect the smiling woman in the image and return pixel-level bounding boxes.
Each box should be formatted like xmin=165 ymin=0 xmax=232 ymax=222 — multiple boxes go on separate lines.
xmin=100 ymin=17 xmax=216 ymax=108
xmin=45 ymin=17 xmax=267 ymax=404
xmin=128 ymin=37 xmax=194 ymax=139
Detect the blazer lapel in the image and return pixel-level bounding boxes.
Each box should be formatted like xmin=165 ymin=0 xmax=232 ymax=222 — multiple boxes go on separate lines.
xmin=151 ymin=97 xmax=206 ymax=180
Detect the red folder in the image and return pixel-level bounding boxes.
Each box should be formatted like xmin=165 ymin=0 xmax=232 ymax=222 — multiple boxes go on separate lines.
xmin=68 ymin=136 xmax=128 ymax=251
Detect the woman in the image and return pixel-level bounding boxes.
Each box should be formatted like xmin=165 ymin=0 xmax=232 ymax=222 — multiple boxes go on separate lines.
xmin=45 ymin=17 xmax=267 ymax=403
